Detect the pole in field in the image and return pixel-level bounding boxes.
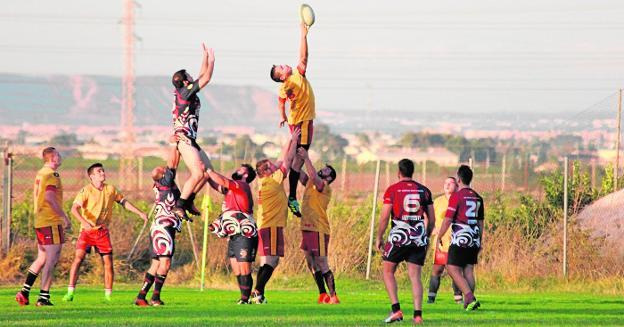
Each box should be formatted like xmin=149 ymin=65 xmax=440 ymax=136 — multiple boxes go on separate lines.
xmin=340 ymin=156 xmax=347 ymax=196
xmin=200 ymin=192 xmax=211 ymax=291
xmin=501 ymin=154 xmax=506 ymax=191
xmin=366 ymin=159 xmax=381 ymax=280
xmin=563 ymin=156 xmax=568 ymax=279
xmin=127 ymin=203 xmax=155 ymax=261
xmin=186 ymin=221 xmax=200 ymax=269
xmin=615 ymin=89 xmax=622 ymax=193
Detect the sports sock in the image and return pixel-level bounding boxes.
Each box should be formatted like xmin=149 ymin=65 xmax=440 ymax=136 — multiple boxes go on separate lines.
xmin=175 ymin=198 xmax=187 ymax=209
xmin=138 ymin=273 xmax=155 ymax=300
xmin=428 ymin=275 xmax=440 ymax=299
xmin=452 ymin=281 xmax=463 ymax=299
xmin=254 ymin=264 xmax=275 ymax=295
xmin=152 ymin=274 xmax=167 ymax=300
xmin=67 ymin=286 xmax=75 ymax=294
xmin=313 ymin=271 xmax=327 ymax=294
xmin=38 ymin=289 xmax=50 ymax=301
xmin=288 ymin=169 xmax=300 ymax=199
xmin=464 ymin=292 xmax=476 ymax=305
xmin=322 ymin=270 xmax=336 ymax=296
xmin=414 ymin=310 xmax=422 ymax=318
xmin=21 ymin=269 xmax=38 ymax=297
xmin=104 ymin=289 xmax=112 ymax=298
xmin=187 ymin=193 xmax=196 ymax=209
xmin=391 ymin=302 xmax=401 ymax=313
xmin=239 ymin=274 xmax=253 ymax=301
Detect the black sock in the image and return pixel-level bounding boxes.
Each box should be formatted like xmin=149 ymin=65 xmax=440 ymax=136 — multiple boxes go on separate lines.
xmin=414 ymin=310 xmax=422 ymax=318
xmin=313 ymin=271 xmax=327 ymax=294
xmin=323 ymin=270 xmax=336 ymax=296
xmin=187 ymin=193 xmax=196 ymax=209
xmin=38 ymin=289 xmax=50 ymax=301
xmin=152 ymin=274 xmax=167 ymax=300
xmin=239 ymin=274 xmax=253 ymax=301
xmin=428 ymin=275 xmax=440 ymax=298
xmin=254 ymin=264 xmax=275 ymax=295
xmin=176 ymin=198 xmax=187 ymax=209
xmin=288 ymin=169 xmax=300 ymax=199
xmin=391 ymin=302 xmax=401 ymax=313
xmin=138 ymin=273 xmax=155 ymax=300
xmin=21 ymin=270 xmax=38 ymax=297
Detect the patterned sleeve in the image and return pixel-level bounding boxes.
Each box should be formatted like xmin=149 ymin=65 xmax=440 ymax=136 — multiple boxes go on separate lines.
xmin=179 ymin=81 xmax=200 ymax=100
xmin=278 ymin=83 xmax=288 ymax=100
xmin=444 ymin=192 xmax=458 ymax=220
xmin=73 ymin=187 xmax=86 ymax=206
xmin=382 ymin=186 xmax=393 ymax=204
xmin=424 ymin=187 xmax=434 ymax=206
xmin=162 ymin=168 xmax=176 ymax=186
xmin=42 ymin=173 xmax=59 ymax=192
xmin=113 ymin=187 xmax=126 ymax=204
xmin=478 ymin=195 xmax=485 ymax=221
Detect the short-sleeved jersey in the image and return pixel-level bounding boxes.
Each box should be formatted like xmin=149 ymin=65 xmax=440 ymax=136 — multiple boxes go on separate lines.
xmin=173 ymin=80 xmax=201 ymax=141
xmin=256 ymin=166 xmax=288 ymax=229
xmin=445 ymin=187 xmax=484 ymax=248
xmin=383 ymin=180 xmax=433 ymax=247
xmin=301 ymin=181 xmax=332 ymax=234
xmin=222 ymin=180 xmax=254 ymax=215
xmin=73 ymin=183 xmax=125 ymax=229
xmin=33 ymin=166 xmax=64 ymax=228
xmin=433 ymin=195 xmax=452 ymax=252
xmin=153 ymin=168 xmax=182 ymax=231
xmin=279 ymin=69 xmax=316 ymax=125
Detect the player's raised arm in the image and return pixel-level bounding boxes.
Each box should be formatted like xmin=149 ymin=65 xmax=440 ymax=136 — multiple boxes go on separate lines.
xmin=122 ymin=200 xmax=148 ymax=225
xmin=205 ymin=168 xmax=231 ymax=190
xmin=297 ymin=22 xmax=309 ymax=75
xmin=298 ymin=148 xmax=323 ymax=191
xmin=197 ymin=44 xmax=215 ymax=89
xmin=375 ymin=204 xmax=392 ymax=252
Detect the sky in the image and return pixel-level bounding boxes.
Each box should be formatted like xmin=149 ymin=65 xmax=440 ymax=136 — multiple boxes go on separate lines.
xmin=2 ymin=0 xmax=624 ymax=116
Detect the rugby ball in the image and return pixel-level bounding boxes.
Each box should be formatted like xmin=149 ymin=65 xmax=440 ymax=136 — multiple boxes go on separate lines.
xmin=300 ymin=4 xmax=315 ymax=27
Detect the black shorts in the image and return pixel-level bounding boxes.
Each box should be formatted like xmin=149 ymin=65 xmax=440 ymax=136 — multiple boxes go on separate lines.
xmin=447 ymin=245 xmax=479 ymax=267
xmin=383 ymin=244 xmax=427 ymax=266
xmin=150 ymin=225 xmax=177 ymax=259
xmin=228 ymin=234 xmax=258 ymax=263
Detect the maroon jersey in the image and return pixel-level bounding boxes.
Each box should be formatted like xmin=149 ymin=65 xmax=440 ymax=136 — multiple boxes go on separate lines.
xmin=383 ymin=180 xmax=433 ymax=247
xmin=445 ymin=187 xmax=484 ymax=248
xmin=222 ymin=180 xmax=253 ymax=215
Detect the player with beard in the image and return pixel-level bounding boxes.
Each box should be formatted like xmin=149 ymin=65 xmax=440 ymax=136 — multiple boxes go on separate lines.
xmin=170 ymin=43 xmax=215 ymax=221
xmin=250 ymin=129 xmax=300 ymax=304
xmin=427 ymin=177 xmax=462 ymax=304
xmin=269 ymin=23 xmax=315 ymax=218
xmin=135 ymin=146 xmax=186 ymax=306
xmin=295 ymin=148 xmax=339 ymax=304
xmin=438 ymin=165 xmax=484 ymax=311
xmin=375 ymin=159 xmax=435 ymax=324
xmin=205 ymin=164 xmax=257 ymax=304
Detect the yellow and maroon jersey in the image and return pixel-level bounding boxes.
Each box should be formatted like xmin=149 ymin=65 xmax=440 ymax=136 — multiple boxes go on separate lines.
xmin=33 ymin=166 xmax=63 ymax=228
xmin=256 ymin=166 xmax=288 ymax=229
xmin=279 ymin=68 xmax=315 ymax=125
xmin=301 ymin=182 xmax=331 ymax=234
xmin=73 ymin=183 xmax=125 ymax=229
xmin=433 ymin=195 xmax=452 ymax=252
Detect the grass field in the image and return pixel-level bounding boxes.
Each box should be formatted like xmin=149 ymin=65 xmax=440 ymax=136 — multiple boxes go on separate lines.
xmin=0 ymin=284 xmax=622 ymax=326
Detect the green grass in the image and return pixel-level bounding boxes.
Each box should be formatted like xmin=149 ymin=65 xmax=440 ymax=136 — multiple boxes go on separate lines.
xmin=0 ymin=285 xmax=622 ymax=326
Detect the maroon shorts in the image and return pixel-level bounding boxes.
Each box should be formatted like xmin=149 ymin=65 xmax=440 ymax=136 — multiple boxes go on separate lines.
xmin=300 ymin=231 xmax=329 ymax=257
xmin=289 ymin=120 xmax=313 ymax=148
xmin=35 ymin=225 xmax=65 ymax=245
xmin=433 ymin=248 xmax=449 ymax=266
xmin=258 ymin=227 xmax=284 ymax=257
xmin=76 ymin=227 xmax=113 ymax=255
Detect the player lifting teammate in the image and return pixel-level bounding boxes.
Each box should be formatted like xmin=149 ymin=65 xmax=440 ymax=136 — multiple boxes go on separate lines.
xmin=438 ymin=165 xmax=484 ymax=311
xmin=270 ymin=23 xmax=316 ymax=218
xmin=427 ymin=177 xmax=462 ymax=304
xmin=170 ymin=43 xmax=215 ymax=220
xmin=206 ymin=164 xmax=257 ymax=304
xmin=250 ymin=129 xmax=300 ymax=304
xmin=295 ymin=148 xmax=339 ymax=304
xmin=63 ymin=163 xmax=147 ymax=302
xmin=135 ymin=147 xmax=183 ymax=306
xmin=376 ymin=159 xmax=435 ymax=324
xmin=16 ymin=147 xmax=71 ymax=306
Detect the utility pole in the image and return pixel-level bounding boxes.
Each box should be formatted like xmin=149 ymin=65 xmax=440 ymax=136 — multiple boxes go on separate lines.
xmin=615 ymin=89 xmax=622 ymax=193
xmin=120 ymin=0 xmax=136 ymax=190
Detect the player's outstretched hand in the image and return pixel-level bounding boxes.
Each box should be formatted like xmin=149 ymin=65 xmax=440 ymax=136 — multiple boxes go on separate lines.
xmin=297 ymin=147 xmax=308 ymax=159
xmin=291 ymin=127 xmax=302 ymax=143
xmin=279 ymin=118 xmax=288 ymax=128
xmin=202 ymin=43 xmax=215 ymax=62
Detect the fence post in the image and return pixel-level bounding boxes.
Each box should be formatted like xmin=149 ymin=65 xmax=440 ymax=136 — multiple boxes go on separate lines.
xmin=563 ymin=156 xmax=568 ymax=279
xmin=137 ymin=156 xmax=144 ymax=191
xmin=501 ymin=154 xmax=506 ymax=191
xmin=340 ymin=156 xmax=347 ymax=196
xmin=2 ymin=150 xmax=13 ymax=254
xmin=366 ymin=159 xmax=381 ymax=280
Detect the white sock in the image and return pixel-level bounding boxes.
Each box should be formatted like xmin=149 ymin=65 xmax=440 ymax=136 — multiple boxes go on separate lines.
xmin=105 ymin=289 xmax=112 ymax=296
xmin=68 ymin=286 xmax=75 ymax=293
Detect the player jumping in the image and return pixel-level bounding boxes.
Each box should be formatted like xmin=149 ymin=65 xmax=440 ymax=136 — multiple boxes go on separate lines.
xmin=170 ymin=43 xmax=215 ymax=220
xmin=62 ymin=163 xmax=147 ymax=302
xmin=295 ymin=148 xmax=339 ymax=304
xmin=16 ymin=147 xmax=71 ymax=306
xmin=427 ymin=177 xmax=462 ymax=304
xmin=438 ymin=165 xmax=484 ymax=311
xmin=376 ymin=159 xmax=435 ymax=324
xmin=206 ymin=164 xmax=257 ymax=304
xmin=250 ymin=129 xmax=300 ymax=304
xmin=269 ymin=23 xmax=315 ymax=218
xmin=135 ymin=147 xmax=184 ymax=306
